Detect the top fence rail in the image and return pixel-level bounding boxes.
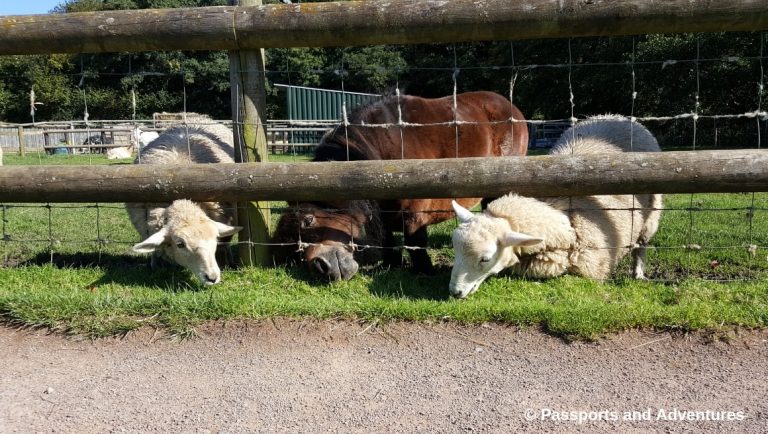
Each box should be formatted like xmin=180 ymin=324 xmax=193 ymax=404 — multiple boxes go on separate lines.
xmin=1 ymin=0 xmax=767 ymax=55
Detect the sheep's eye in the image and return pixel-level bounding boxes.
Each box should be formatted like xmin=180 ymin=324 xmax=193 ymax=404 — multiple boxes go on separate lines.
xmin=175 ymin=240 xmax=186 ymax=249
xmin=479 ymin=256 xmax=491 ymax=264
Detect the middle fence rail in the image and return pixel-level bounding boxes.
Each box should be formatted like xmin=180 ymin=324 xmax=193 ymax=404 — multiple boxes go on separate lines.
xmin=1 ymin=150 xmax=767 ymax=203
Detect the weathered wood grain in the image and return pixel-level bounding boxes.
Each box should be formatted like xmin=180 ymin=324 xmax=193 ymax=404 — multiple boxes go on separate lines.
xmin=1 ymin=0 xmax=767 ymax=55
xmin=1 ymin=150 xmax=767 ymax=203
xmin=229 ymin=0 xmax=271 ymax=266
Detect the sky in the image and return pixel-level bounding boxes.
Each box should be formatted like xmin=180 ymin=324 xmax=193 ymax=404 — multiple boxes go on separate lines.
xmin=0 ymin=0 xmax=63 ymax=15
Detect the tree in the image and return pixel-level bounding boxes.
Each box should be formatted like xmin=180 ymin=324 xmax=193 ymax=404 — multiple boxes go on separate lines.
xmin=323 ymin=46 xmax=407 ymax=94
xmin=0 ymin=0 xmax=234 ymax=122
xmin=0 ymin=54 xmax=78 ymax=122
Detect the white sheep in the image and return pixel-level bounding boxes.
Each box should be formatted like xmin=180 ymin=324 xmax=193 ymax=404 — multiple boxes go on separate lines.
xmin=449 ymin=115 xmax=663 ymax=298
xmin=133 ymin=128 xmax=160 ymax=149
xmin=125 ymin=120 xmax=241 ymax=285
xmin=106 ymin=146 xmax=133 ymax=160
xmin=107 ymin=129 xmax=160 ymax=160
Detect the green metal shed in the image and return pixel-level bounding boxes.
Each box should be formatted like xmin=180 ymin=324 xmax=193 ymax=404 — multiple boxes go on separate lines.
xmin=275 ymin=84 xmax=381 ymax=121
xmin=273 ymin=84 xmax=381 ymax=147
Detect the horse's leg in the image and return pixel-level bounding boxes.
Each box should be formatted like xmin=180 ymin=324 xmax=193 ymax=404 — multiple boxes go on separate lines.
xmin=381 ymin=225 xmax=402 ymax=268
xmin=216 ymin=236 xmax=235 ymax=269
xmin=405 ymin=224 xmax=434 ymax=275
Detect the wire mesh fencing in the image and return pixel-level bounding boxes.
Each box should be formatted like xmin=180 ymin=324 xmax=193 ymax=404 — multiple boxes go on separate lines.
xmin=1 ymin=32 xmax=767 ymax=286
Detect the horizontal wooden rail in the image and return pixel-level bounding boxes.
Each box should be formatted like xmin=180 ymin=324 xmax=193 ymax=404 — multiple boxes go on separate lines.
xmin=1 ymin=0 xmax=767 ymax=55
xmin=267 ymin=126 xmax=332 ymax=133
xmin=40 ymin=128 xmax=134 ymax=134
xmin=0 ymin=150 xmax=766 ymax=203
xmin=42 ymin=145 xmax=127 ymax=149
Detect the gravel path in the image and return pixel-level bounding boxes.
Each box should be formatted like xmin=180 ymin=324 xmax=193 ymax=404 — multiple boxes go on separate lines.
xmin=1 ymin=321 xmax=766 ymax=433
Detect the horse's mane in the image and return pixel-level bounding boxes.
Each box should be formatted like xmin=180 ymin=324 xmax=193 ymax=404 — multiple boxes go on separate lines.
xmin=312 ymin=125 xmax=373 ymax=161
xmin=313 ymin=94 xmax=407 ymax=162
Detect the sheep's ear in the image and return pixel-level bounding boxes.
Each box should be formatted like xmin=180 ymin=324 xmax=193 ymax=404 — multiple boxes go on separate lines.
xmin=215 ymin=222 xmax=242 ymax=238
xmin=133 ymin=227 xmax=169 ymax=253
xmin=499 ymin=230 xmax=544 ymax=248
xmin=452 ymin=200 xmax=475 ymax=223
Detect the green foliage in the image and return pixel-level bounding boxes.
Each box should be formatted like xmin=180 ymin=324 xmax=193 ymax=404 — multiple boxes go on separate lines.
xmin=326 ymin=46 xmax=407 ymax=93
xmin=0 ymin=54 xmax=79 ymax=121
xmin=53 ymin=0 xmax=106 ymax=13
xmin=266 ymin=48 xmax=326 ymax=88
xmin=0 ymin=0 xmax=233 ymax=122
xmin=54 ymin=0 xmax=229 ymax=12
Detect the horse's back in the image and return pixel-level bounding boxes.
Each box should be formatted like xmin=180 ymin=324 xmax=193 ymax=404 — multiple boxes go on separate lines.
xmin=451 ymin=91 xmax=528 ymax=158
xmin=336 ymin=91 xmax=527 ymax=160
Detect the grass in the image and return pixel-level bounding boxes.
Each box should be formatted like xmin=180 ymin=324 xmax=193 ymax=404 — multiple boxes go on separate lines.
xmin=4 ymin=152 xmax=134 ymax=166
xmin=0 ymin=152 xmax=767 ymax=339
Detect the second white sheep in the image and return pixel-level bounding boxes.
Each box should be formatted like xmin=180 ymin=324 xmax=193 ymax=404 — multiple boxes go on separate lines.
xmin=449 ymin=115 xmax=663 ymax=298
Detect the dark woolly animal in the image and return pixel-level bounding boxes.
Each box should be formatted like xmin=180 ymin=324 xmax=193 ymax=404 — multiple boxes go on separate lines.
xmin=272 ymin=91 xmax=529 ymax=281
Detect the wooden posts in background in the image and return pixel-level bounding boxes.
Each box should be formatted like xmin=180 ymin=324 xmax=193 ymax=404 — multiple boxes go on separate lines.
xmin=16 ymin=126 xmax=25 ymax=156
xmin=229 ymin=0 xmax=271 ymax=267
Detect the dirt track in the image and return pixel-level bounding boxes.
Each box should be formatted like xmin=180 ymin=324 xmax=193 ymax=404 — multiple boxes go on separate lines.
xmin=1 ymin=321 xmax=766 ymax=433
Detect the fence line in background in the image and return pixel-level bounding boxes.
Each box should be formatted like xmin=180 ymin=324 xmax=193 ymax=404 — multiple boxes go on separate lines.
xmin=0 ymin=120 xmax=330 ymax=153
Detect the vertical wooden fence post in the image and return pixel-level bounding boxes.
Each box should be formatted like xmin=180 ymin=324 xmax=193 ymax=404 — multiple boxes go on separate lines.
xmin=43 ymin=131 xmax=50 ymax=154
xmin=17 ymin=126 xmax=25 ymax=156
xmin=229 ymin=0 xmax=271 ymax=267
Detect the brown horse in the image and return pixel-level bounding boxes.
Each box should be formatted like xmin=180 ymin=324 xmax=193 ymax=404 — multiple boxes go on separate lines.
xmin=272 ymin=91 xmax=528 ymax=281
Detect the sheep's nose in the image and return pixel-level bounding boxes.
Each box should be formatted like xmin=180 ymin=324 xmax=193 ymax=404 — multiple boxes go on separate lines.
xmin=204 ymin=273 xmax=219 ymax=285
xmin=448 ymin=286 xmax=464 ymax=298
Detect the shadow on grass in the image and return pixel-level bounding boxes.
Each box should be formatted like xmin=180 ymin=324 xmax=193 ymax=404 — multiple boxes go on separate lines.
xmin=277 ymin=262 xmax=330 ymax=284
xmin=367 ymin=264 xmax=453 ymax=301
xmin=22 ymin=251 xmax=144 ymax=269
xmin=276 ymin=258 xmax=453 ymax=300
xmin=20 ymin=251 xmax=201 ymax=291
xmin=427 ymin=232 xmax=453 ymax=249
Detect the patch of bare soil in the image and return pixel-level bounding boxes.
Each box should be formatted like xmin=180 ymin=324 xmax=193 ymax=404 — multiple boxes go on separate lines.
xmin=1 ymin=321 xmax=766 ymax=433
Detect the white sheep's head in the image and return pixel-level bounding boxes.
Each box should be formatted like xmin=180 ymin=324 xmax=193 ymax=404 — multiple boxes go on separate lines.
xmin=449 ymin=201 xmax=543 ymax=298
xmin=132 ymin=200 xmax=241 ymax=285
